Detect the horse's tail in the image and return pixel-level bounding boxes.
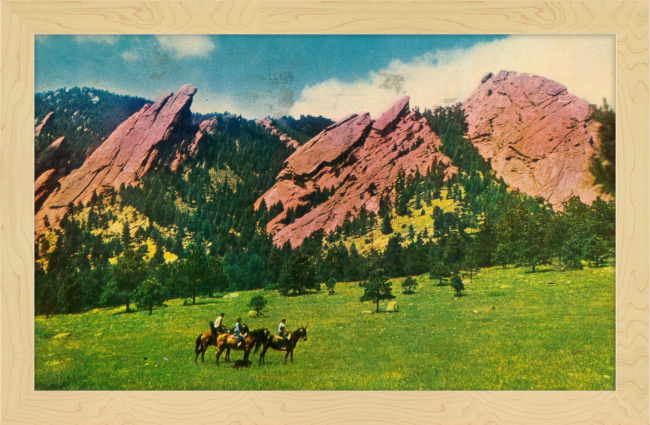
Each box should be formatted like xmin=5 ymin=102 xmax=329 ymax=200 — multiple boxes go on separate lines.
xmin=195 ymin=334 xmax=202 ymax=354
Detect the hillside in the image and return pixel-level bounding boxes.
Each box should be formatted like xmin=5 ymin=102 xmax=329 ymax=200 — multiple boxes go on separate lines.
xmin=34 ymin=73 xmax=615 ymax=320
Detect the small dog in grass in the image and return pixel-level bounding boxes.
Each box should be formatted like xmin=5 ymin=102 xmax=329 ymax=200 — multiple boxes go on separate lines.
xmin=233 ymin=359 xmax=252 ymax=369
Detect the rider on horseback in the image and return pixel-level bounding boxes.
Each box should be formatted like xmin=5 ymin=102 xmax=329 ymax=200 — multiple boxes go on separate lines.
xmin=214 ymin=312 xmax=225 ymax=334
xmin=233 ymin=317 xmax=246 ymax=348
xmin=278 ymin=318 xmax=289 ymax=349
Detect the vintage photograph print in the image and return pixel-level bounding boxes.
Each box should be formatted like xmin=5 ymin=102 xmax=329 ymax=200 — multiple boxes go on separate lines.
xmin=34 ymin=35 xmax=615 ymax=391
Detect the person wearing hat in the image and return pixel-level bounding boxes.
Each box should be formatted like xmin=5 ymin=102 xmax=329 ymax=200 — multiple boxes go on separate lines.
xmin=277 ymin=318 xmax=289 ymax=349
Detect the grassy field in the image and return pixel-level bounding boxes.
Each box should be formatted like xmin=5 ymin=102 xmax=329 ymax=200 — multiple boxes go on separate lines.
xmin=35 ymin=263 xmax=615 ymax=390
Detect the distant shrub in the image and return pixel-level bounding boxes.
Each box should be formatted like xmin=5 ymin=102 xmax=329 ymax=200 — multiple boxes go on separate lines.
xmin=326 ymin=278 xmax=337 ymax=295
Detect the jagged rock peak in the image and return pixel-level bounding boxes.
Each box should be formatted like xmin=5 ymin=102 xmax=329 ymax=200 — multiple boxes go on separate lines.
xmin=464 ymin=70 xmax=604 ymax=209
xmin=35 ymin=84 xmax=198 ymax=232
xmin=256 ymin=118 xmax=300 ymax=150
xmin=257 ymin=96 xmax=456 ymax=248
xmin=373 ymin=96 xmax=410 ymax=133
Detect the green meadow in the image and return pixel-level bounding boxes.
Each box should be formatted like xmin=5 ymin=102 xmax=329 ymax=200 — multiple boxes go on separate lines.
xmin=35 ymin=263 xmax=615 ymax=391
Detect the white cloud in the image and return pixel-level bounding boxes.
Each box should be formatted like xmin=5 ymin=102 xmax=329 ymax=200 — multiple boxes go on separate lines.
xmin=74 ymin=35 xmax=119 ymax=45
xmin=156 ymin=35 xmax=216 ymax=59
xmin=120 ymin=49 xmax=140 ymax=61
xmin=290 ymin=35 xmax=615 ymax=121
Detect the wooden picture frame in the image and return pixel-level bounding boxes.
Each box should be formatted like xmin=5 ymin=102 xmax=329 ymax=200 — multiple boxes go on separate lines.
xmin=1 ymin=1 xmax=648 ymax=424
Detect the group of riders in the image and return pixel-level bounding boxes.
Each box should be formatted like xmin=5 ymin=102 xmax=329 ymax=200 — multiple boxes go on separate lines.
xmin=214 ymin=312 xmax=290 ymax=349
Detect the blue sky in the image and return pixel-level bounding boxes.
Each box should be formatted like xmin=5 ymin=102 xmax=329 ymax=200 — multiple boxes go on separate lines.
xmin=35 ymin=35 xmax=614 ymax=120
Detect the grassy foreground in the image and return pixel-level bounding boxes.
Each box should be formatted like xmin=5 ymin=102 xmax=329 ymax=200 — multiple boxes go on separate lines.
xmin=35 ymin=263 xmax=615 ymax=390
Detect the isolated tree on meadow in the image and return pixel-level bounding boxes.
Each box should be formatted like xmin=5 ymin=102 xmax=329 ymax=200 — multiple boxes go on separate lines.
xmin=135 ymin=277 xmax=167 ymax=315
xmin=450 ymin=273 xmax=465 ymax=297
xmin=402 ymin=276 xmax=418 ymax=294
xmin=360 ymin=269 xmax=395 ymax=313
xmin=248 ymin=295 xmax=268 ymax=317
xmin=326 ymin=278 xmax=337 ymax=295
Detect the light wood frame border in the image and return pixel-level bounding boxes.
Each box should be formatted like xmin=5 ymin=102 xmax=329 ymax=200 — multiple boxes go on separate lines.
xmin=1 ymin=1 xmax=648 ymax=424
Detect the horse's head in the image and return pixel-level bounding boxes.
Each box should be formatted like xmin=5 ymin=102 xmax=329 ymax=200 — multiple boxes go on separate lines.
xmin=299 ymin=326 xmax=308 ymax=341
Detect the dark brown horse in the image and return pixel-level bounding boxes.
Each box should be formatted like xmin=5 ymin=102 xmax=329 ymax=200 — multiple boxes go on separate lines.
xmin=194 ymin=321 xmax=226 ymax=363
xmin=215 ymin=326 xmax=268 ymax=366
xmin=259 ymin=327 xmax=308 ymax=365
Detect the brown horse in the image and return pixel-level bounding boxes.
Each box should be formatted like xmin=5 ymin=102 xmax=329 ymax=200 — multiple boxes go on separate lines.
xmin=259 ymin=327 xmax=308 ymax=365
xmin=215 ymin=326 xmax=268 ymax=366
xmin=194 ymin=321 xmax=227 ymax=363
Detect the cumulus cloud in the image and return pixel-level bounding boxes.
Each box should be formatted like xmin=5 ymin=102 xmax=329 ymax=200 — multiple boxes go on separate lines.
xmin=74 ymin=35 xmax=119 ymax=45
xmin=156 ymin=35 xmax=216 ymax=59
xmin=290 ymin=35 xmax=615 ymax=121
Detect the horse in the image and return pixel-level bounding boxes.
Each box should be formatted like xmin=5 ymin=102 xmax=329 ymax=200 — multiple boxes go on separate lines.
xmin=215 ymin=326 xmax=269 ymax=366
xmin=194 ymin=321 xmax=224 ymax=363
xmin=259 ymin=326 xmax=308 ymax=365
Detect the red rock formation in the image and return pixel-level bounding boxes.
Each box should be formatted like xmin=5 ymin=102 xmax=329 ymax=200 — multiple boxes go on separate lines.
xmin=35 ymin=136 xmax=66 ymax=179
xmin=170 ymin=116 xmax=218 ymax=171
xmin=35 ymin=84 xmax=197 ymax=232
xmin=257 ymin=96 xmax=456 ymax=248
xmin=464 ymin=71 xmax=604 ymax=209
xmin=34 ymin=112 xmax=53 ymax=137
xmin=34 ymin=169 xmax=59 ymax=212
xmin=256 ymin=118 xmax=300 ymax=150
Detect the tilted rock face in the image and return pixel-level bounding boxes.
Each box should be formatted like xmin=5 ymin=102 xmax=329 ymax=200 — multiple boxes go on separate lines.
xmin=170 ymin=116 xmax=218 ymax=172
xmin=34 ymin=112 xmax=53 ymax=137
xmin=35 ymin=84 xmax=198 ymax=232
xmin=464 ymin=71 xmax=604 ymax=208
xmin=35 ymin=136 xmax=67 ymax=179
xmin=256 ymin=118 xmax=300 ymax=150
xmin=257 ymin=96 xmax=456 ymax=248
xmin=34 ymin=169 xmax=59 ymax=212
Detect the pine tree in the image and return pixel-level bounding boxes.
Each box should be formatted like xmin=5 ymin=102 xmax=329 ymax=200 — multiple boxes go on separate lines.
xmin=450 ymin=273 xmax=465 ymax=297
xmin=360 ymin=269 xmax=395 ymax=313
xmin=402 ymin=276 xmax=418 ymax=294
xmin=381 ymin=212 xmax=393 ymax=235
xmin=135 ymin=278 xmax=167 ymax=315
xmin=248 ymin=295 xmax=268 ymax=317
xmin=121 ymin=220 xmax=131 ymax=248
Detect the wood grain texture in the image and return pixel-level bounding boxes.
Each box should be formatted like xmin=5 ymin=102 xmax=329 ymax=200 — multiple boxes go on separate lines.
xmin=1 ymin=1 xmax=647 ymax=424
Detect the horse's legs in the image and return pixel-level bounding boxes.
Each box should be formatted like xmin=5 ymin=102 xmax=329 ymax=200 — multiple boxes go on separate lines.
xmin=290 ymin=350 xmax=294 ymax=364
xmin=216 ymin=348 xmax=223 ymax=366
xmin=225 ymin=348 xmax=230 ymax=363
xmin=201 ymin=348 xmax=205 ymax=363
xmin=284 ymin=350 xmax=289 ymax=364
xmin=259 ymin=347 xmax=266 ymax=365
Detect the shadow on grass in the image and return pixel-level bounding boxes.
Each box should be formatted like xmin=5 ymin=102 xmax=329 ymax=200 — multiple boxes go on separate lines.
xmin=181 ymin=298 xmax=224 ymax=307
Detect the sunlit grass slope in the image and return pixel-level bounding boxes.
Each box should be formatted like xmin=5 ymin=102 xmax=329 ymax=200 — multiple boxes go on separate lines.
xmin=35 ymin=263 xmax=615 ymax=390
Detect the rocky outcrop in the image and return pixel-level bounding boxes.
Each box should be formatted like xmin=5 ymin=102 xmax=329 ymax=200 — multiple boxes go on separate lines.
xmin=256 ymin=118 xmax=300 ymax=150
xmin=35 ymin=84 xmax=198 ymax=232
xmin=34 ymin=169 xmax=59 ymax=212
xmin=464 ymin=71 xmax=604 ymax=209
xmin=35 ymin=136 xmax=67 ymax=179
xmin=34 ymin=112 xmax=53 ymax=137
xmin=170 ymin=116 xmax=218 ymax=171
xmin=257 ymin=96 xmax=456 ymax=248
